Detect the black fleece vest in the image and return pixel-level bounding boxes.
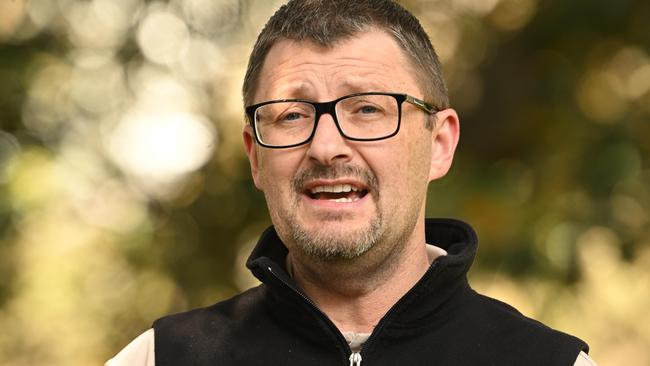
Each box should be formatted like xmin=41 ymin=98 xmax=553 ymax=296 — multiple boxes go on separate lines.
xmin=154 ymin=219 xmax=589 ymax=365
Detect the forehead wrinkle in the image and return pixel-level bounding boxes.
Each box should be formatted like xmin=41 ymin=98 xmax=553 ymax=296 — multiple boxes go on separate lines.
xmin=328 ymin=66 xmax=395 ymax=92
xmin=271 ymin=58 xmax=392 ymax=82
xmin=260 ymin=66 xmax=328 ymax=101
xmin=264 ymin=62 xmax=400 ymax=99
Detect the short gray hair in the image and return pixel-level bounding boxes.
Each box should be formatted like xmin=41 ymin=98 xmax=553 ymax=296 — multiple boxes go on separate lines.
xmin=242 ymin=0 xmax=449 ymax=110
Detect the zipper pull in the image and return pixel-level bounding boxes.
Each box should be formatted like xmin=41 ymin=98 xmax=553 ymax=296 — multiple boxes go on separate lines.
xmin=349 ymin=352 xmax=362 ymax=366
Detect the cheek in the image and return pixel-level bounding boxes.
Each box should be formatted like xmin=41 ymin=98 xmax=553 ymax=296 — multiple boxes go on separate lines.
xmin=393 ymin=127 xmax=432 ymax=178
xmin=408 ymin=139 xmax=432 ymax=181
xmin=391 ymin=133 xmax=432 ymax=203
xmin=403 ymin=120 xmax=433 ymax=173
xmin=364 ymin=144 xmax=425 ymax=203
xmin=256 ymin=150 xmax=304 ymax=196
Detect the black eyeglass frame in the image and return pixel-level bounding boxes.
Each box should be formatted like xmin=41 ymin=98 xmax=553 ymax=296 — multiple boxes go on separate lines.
xmin=245 ymin=92 xmax=439 ymax=149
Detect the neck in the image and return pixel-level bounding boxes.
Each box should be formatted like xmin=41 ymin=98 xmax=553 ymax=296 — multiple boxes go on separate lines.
xmin=288 ymin=224 xmax=433 ymax=333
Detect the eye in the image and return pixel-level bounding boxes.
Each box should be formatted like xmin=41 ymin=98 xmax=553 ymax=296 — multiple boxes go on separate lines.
xmin=282 ymin=112 xmax=305 ymax=121
xmin=279 ymin=111 xmax=308 ymax=122
xmin=353 ymin=103 xmax=385 ymax=117
xmin=273 ymin=103 xmax=313 ymax=123
xmin=359 ymin=105 xmax=380 ymax=114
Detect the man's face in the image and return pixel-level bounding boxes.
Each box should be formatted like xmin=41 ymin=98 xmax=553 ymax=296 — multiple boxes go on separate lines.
xmin=243 ymin=29 xmax=457 ymax=262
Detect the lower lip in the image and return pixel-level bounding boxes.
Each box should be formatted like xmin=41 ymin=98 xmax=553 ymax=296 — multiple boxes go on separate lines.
xmin=302 ymin=193 xmax=370 ymax=209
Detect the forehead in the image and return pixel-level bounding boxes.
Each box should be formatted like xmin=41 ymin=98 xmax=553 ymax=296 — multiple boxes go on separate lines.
xmin=253 ymin=29 xmax=421 ymax=103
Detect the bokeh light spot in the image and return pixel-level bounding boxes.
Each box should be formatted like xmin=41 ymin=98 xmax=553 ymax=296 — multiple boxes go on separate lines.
xmin=108 ymin=111 xmax=216 ymax=192
xmin=5 ymin=148 xmax=61 ymax=211
xmin=0 ymin=131 xmax=22 ymax=184
xmin=489 ymin=0 xmax=538 ymax=32
xmin=0 ymin=0 xmax=27 ymax=39
xmin=137 ymin=9 xmax=190 ymax=65
xmin=576 ymin=69 xmax=628 ymax=123
xmin=179 ymin=38 xmax=225 ymax=83
xmin=179 ymin=0 xmax=240 ymax=36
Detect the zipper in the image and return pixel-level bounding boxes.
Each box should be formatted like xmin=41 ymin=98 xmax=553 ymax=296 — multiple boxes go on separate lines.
xmin=356 ymin=260 xmax=441 ymax=355
xmin=265 ymin=265 xmax=355 ymax=364
xmin=349 ymin=352 xmax=362 ymax=366
xmin=265 ymin=259 xmax=441 ymax=364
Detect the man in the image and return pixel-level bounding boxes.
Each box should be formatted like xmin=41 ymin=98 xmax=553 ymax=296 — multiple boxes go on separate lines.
xmin=107 ymin=1 xmax=596 ymax=365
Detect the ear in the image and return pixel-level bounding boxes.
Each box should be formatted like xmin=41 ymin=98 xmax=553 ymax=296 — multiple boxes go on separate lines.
xmin=428 ymin=108 xmax=460 ymax=182
xmin=243 ymin=124 xmax=263 ymax=190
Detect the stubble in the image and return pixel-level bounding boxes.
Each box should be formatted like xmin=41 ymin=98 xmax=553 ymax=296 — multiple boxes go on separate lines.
xmin=283 ymin=164 xmax=383 ymax=261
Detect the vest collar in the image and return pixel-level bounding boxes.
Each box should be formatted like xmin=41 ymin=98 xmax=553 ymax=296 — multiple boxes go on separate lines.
xmin=245 ymin=218 xmax=479 ymax=326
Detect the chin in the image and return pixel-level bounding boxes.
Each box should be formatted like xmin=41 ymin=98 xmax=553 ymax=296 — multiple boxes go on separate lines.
xmin=291 ymin=222 xmax=382 ymax=261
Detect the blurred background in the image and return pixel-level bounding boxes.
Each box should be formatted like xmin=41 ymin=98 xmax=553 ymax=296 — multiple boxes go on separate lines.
xmin=0 ymin=0 xmax=648 ymax=364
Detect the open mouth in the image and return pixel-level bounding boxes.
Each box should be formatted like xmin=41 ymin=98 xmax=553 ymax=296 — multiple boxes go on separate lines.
xmin=305 ymin=183 xmax=369 ymax=203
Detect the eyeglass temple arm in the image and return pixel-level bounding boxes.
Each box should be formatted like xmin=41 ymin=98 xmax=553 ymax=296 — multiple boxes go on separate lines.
xmin=405 ymin=95 xmax=437 ymax=114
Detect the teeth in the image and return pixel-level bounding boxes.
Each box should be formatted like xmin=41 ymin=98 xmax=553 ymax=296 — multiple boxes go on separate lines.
xmin=310 ymin=184 xmax=358 ymax=194
xmin=332 ymin=197 xmax=354 ymax=203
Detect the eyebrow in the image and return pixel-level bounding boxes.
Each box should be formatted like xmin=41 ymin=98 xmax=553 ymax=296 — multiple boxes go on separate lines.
xmin=339 ymin=79 xmax=389 ymax=94
xmin=272 ymin=83 xmax=313 ymax=100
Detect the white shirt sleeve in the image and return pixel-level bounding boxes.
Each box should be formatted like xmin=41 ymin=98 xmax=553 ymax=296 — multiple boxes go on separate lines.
xmin=105 ymin=329 xmax=155 ymax=366
xmin=574 ymin=351 xmax=597 ymax=366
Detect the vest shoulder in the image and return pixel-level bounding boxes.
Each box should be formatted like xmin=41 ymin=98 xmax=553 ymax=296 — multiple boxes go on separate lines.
xmin=153 ymin=285 xmax=274 ymax=365
xmin=466 ymin=290 xmax=571 ymax=334
xmin=153 ymin=284 xmax=267 ymax=337
xmin=456 ymin=289 xmax=589 ymax=363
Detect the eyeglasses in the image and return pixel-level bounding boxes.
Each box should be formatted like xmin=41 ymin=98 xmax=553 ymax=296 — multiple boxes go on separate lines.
xmin=245 ymin=92 xmax=438 ymax=149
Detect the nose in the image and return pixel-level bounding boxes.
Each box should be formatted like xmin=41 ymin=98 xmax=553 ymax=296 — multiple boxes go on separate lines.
xmin=306 ymin=112 xmax=353 ymax=166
